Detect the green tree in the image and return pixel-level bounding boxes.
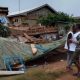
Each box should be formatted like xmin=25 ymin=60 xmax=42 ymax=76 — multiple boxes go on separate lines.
xmin=37 ymin=12 xmax=76 ymax=27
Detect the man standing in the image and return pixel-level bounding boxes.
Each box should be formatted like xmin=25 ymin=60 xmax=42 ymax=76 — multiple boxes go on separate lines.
xmin=72 ymin=24 xmax=80 ymax=77
xmin=64 ymin=25 xmax=76 ymax=71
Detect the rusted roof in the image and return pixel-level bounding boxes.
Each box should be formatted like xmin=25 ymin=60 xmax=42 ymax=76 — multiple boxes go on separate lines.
xmin=8 ymin=4 xmax=57 ymax=17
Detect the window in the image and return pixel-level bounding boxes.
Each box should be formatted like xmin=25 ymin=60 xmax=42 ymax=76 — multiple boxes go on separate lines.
xmin=15 ymin=18 xmax=18 ymax=22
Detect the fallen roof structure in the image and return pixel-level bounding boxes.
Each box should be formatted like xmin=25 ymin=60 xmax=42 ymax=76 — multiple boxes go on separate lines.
xmin=0 ymin=36 xmax=65 ymax=70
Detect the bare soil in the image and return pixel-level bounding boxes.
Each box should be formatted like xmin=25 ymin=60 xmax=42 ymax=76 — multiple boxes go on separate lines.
xmin=26 ymin=50 xmax=78 ymax=80
xmin=0 ymin=50 xmax=79 ymax=80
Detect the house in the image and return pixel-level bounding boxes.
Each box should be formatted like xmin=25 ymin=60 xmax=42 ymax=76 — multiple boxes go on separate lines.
xmin=8 ymin=4 xmax=64 ymax=42
xmin=0 ymin=6 xmax=8 ymax=16
xmin=8 ymin=4 xmax=57 ymax=26
xmin=0 ymin=7 xmax=9 ymax=25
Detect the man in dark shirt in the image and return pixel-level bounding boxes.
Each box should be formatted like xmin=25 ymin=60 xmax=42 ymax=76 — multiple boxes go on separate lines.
xmin=72 ymin=24 xmax=80 ymax=77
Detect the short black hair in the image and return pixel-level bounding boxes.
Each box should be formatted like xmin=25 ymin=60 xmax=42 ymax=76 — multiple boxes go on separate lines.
xmin=68 ymin=33 xmax=72 ymax=39
xmin=72 ymin=24 xmax=76 ymax=33
xmin=76 ymin=23 xmax=80 ymax=30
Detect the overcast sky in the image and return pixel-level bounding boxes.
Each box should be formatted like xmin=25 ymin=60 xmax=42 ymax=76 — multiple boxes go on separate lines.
xmin=0 ymin=0 xmax=80 ymax=17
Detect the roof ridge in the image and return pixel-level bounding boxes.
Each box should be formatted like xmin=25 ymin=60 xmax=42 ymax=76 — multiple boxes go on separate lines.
xmin=8 ymin=4 xmax=57 ymax=17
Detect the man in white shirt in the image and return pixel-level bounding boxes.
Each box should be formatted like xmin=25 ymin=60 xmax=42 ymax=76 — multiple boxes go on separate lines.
xmin=64 ymin=25 xmax=76 ymax=71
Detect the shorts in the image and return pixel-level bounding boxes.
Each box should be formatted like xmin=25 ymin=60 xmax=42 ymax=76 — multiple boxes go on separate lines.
xmin=72 ymin=50 xmax=80 ymax=63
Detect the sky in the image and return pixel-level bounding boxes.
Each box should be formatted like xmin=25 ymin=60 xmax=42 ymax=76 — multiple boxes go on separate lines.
xmin=0 ymin=0 xmax=80 ymax=17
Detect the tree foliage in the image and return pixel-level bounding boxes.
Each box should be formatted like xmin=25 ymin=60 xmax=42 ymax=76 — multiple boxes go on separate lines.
xmin=37 ymin=12 xmax=78 ymax=26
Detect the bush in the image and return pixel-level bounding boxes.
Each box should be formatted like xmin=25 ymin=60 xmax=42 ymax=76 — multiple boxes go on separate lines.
xmin=0 ymin=23 xmax=10 ymax=37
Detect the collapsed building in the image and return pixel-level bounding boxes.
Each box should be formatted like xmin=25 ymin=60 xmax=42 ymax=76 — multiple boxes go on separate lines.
xmin=8 ymin=4 xmax=63 ymax=43
xmin=8 ymin=4 xmax=57 ymax=26
xmin=0 ymin=5 xmax=66 ymax=71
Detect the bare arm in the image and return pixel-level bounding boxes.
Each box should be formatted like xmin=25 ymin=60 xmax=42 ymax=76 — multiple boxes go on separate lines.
xmin=67 ymin=33 xmax=72 ymax=50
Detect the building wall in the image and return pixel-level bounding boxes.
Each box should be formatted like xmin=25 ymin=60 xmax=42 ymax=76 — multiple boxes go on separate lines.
xmin=57 ymin=24 xmax=66 ymax=36
xmin=9 ymin=16 xmax=26 ymax=26
xmin=27 ymin=7 xmax=54 ymax=20
xmin=26 ymin=20 xmax=37 ymax=26
xmin=26 ymin=7 xmax=54 ymax=26
xmin=9 ymin=7 xmax=55 ymax=26
xmin=0 ymin=7 xmax=8 ymax=16
xmin=0 ymin=13 xmax=7 ymax=16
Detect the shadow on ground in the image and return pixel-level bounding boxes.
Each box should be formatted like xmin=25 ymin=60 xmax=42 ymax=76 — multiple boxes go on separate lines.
xmin=26 ymin=50 xmax=67 ymax=66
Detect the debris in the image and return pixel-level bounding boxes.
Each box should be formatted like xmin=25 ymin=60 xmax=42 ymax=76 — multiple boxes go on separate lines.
xmin=60 ymin=60 xmax=64 ymax=62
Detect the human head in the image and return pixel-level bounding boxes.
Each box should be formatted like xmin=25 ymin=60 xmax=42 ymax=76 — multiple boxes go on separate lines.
xmin=71 ymin=24 xmax=76 ymax=33
xmin=75 ymin=23 xmax=80 ymax=31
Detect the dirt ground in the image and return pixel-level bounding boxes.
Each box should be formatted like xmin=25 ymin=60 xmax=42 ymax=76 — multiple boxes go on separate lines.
xmin=26 ymin=50 xmax=79 ymax=80
xmin=0 ymin=50 xmax=79 ymax=80
xmin=42 ymin=61 xmax=77 ymax=80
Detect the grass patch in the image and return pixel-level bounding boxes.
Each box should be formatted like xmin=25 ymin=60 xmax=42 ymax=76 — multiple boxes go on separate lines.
xmin=15 ymin=69 xmax=66 ymax=80
xmin=0 ymin=68 xmax=66 ymax=80
xmin=76 ymin=78 xmax=80 ymax=80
